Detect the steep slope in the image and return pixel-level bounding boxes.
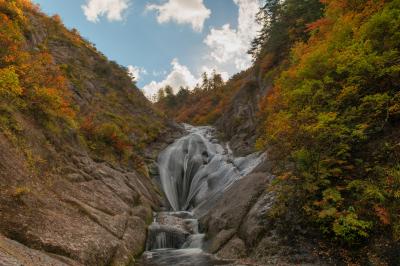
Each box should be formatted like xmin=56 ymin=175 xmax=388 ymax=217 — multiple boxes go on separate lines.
xmin=0 ymin=1 xmax=180 ymax=265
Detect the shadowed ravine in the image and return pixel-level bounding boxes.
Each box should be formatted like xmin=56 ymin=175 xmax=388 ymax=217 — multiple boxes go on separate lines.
xmin=139 ymin=125 xmax=263 ymax=266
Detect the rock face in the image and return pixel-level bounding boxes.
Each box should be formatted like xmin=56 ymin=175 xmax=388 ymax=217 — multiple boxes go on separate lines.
xmin=215 ymin=69 xmax=271 ymax=156
xmin=200 ymin=169 xmax=330 ymax=265
xmin=0 ymin=127 xmax=163 ymax=265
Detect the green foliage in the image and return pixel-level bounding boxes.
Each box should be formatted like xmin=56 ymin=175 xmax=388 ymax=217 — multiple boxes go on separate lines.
xmin=0 ymin=67 xmax=22 ymax=99
xmin=258 ymin=0 xmax=400 ymax=245
xmin=332 ymin=209 xmax=372 ymax=243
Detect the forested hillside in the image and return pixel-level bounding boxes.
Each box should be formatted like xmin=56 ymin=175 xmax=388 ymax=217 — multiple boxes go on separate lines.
xmin=157 ymin=0 xmax=400 ymax=263
xmin=258 ymin=0 xmax=400 ymax=247
xmin=0 ymin=1 xmax=178 ymax=265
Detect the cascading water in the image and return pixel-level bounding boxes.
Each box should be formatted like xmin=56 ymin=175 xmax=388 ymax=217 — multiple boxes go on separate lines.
xmin=139 ymin=125 xmax=263 ymax=266
xmin=159 ymin=124 xmax=263 ymax=213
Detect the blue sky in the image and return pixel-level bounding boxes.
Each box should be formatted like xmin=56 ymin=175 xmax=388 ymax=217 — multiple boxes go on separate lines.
xmin=32 ymin=0 xmax=261 ymax=98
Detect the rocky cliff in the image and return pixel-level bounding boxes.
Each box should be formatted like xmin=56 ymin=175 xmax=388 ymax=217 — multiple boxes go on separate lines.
xmin=0 ymin=1 xmax=179 ymax=265
xmin=200 ymin=171 xmax=331 ymax=265
xmin=214 ymin=67 xmax=272 ymax=156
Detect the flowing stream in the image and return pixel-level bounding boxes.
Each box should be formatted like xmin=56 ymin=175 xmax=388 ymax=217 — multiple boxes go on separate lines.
xmin=139 ymin=125 xmax=263 ymax=266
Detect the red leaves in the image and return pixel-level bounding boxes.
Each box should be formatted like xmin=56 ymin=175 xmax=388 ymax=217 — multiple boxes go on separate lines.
xmin=306 ymin=18 xmax=332 ymax=32
xmin=373 ymin=204 xmax=390 ymax=225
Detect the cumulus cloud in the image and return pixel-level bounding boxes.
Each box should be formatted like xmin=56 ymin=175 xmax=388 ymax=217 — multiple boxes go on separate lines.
xmin=200 ymin=65 xmax=229 ymax=82
xmin=82 ymin=0 xmax=131 ymax=22
xmin=127 ymin=65 xmax=147 ymax=81
xmin=142 ymin=58 xmax=197 ymax=100
xmin=204 ymin=0 xmax=261 ymax=70
xmin=146 ymin=0 xmax=211 ymax=32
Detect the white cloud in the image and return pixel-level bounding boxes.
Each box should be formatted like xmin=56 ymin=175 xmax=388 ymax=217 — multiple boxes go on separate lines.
xmin=152 ymin=70 xmax=168 ymax=77
xmin=146 ymin=0 xmax=211 ymax=32
xmin=127 ymin=65 xmax=147 ymax=81
xmin=204 ymin=0 xmax=261 ymax=70
xmin=200 ymin=65 xmax=229 ymax=82
xmin=142 ymin=58 xmax=197 ymax=100
xmin=140 ymin=0 xmax=262 ymax=100
xmin=82 ymin=0 xmax=131 ymax=22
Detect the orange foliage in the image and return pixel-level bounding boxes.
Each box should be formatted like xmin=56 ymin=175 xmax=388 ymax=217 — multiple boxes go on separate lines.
xmin=0 ymin=1 xmax=75 ymax=125
xmin=306 ymin=17 xmax=332 ymax=32
xmin=374 ymin=205 xmax=390 ymax=225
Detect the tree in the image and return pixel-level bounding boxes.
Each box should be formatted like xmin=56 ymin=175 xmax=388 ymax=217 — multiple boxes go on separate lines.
xmin=163 ymin=85 xmax=177 ymax=108
xmin=157 ymin=88 xmax=165 ymax=102
xmin=249 ymin=0 xmax=324 ymax=61
xmin=176 ymin=86 xmax=189 ymax=103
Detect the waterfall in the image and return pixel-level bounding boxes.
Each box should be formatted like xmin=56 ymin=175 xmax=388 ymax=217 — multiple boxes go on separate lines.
xmin=158 ymin=124 xmax=263 ymax=212
xmin=140 ymin=125 xmax=264 ymax=265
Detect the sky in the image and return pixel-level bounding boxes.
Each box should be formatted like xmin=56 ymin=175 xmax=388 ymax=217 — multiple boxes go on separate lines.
xmin=32 ymin=0 xmax=262 ymax=99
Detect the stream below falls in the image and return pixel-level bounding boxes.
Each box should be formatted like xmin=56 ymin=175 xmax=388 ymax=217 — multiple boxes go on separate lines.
xmin=139 ymin=125 xmax=264 ymax=266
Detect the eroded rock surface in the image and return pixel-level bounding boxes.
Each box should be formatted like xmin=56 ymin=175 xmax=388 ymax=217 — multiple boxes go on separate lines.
xmin=200 ymin=170 xmax=330 ymax=265
xmin=0 ymin=119 xmax=178 ymax=266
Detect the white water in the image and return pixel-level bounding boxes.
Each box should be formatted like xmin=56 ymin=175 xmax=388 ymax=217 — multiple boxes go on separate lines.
xmin=140 ymin=125 xmax=264 ymax=265
xmin=158 ymin=124 xmax=263 ymax=213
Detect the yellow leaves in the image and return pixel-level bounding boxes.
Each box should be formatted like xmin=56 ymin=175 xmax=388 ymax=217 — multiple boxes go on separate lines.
xmin=318 ymin=207 xmax=338 ymax=219
xmin=336 ymin=85 xmax=359 ymax=103
xmin=277 ymin=172 xmax=293 ymax=181
xmin=0 ymin=13 xmax=24 ymax=63
xmin=332 ymin=210 xmax=372 ymax=242
xmin=28 ymin=86 xmax=76 ymax=126
xmin=393 ymin=190 xmax=400 ymax=199
xmin=318 ymin=111 xmax=337 ymax=124
xmin=0 ymin=67 xmax=22 ymax=99
xmin=323 ymin=187 xmax=343 ymax=203
xmin=0 ymin=3 xmax=76 ymax=128
xmin=12 ymin=186 xmax=30 ymax=198
xmin=265 ymin=111 xmax=293 ymax=143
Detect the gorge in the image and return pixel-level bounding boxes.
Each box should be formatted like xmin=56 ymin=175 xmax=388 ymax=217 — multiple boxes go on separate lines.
xmin=0 ymin=0 xmax=399 ymax=265
xmin=140 ymin=125 xmax=264 ymax=265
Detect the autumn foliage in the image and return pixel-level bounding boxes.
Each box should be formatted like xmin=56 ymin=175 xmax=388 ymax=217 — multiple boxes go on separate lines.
xmin=0 ymin=0 xmax=164 ymax=173
xmin=256 ymin=0 xmax=400 ymax=245
xmin=0 ymin=0 xmax=75 ymax=131
xmin=156 ymin=70 xmax=248 ymax=125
